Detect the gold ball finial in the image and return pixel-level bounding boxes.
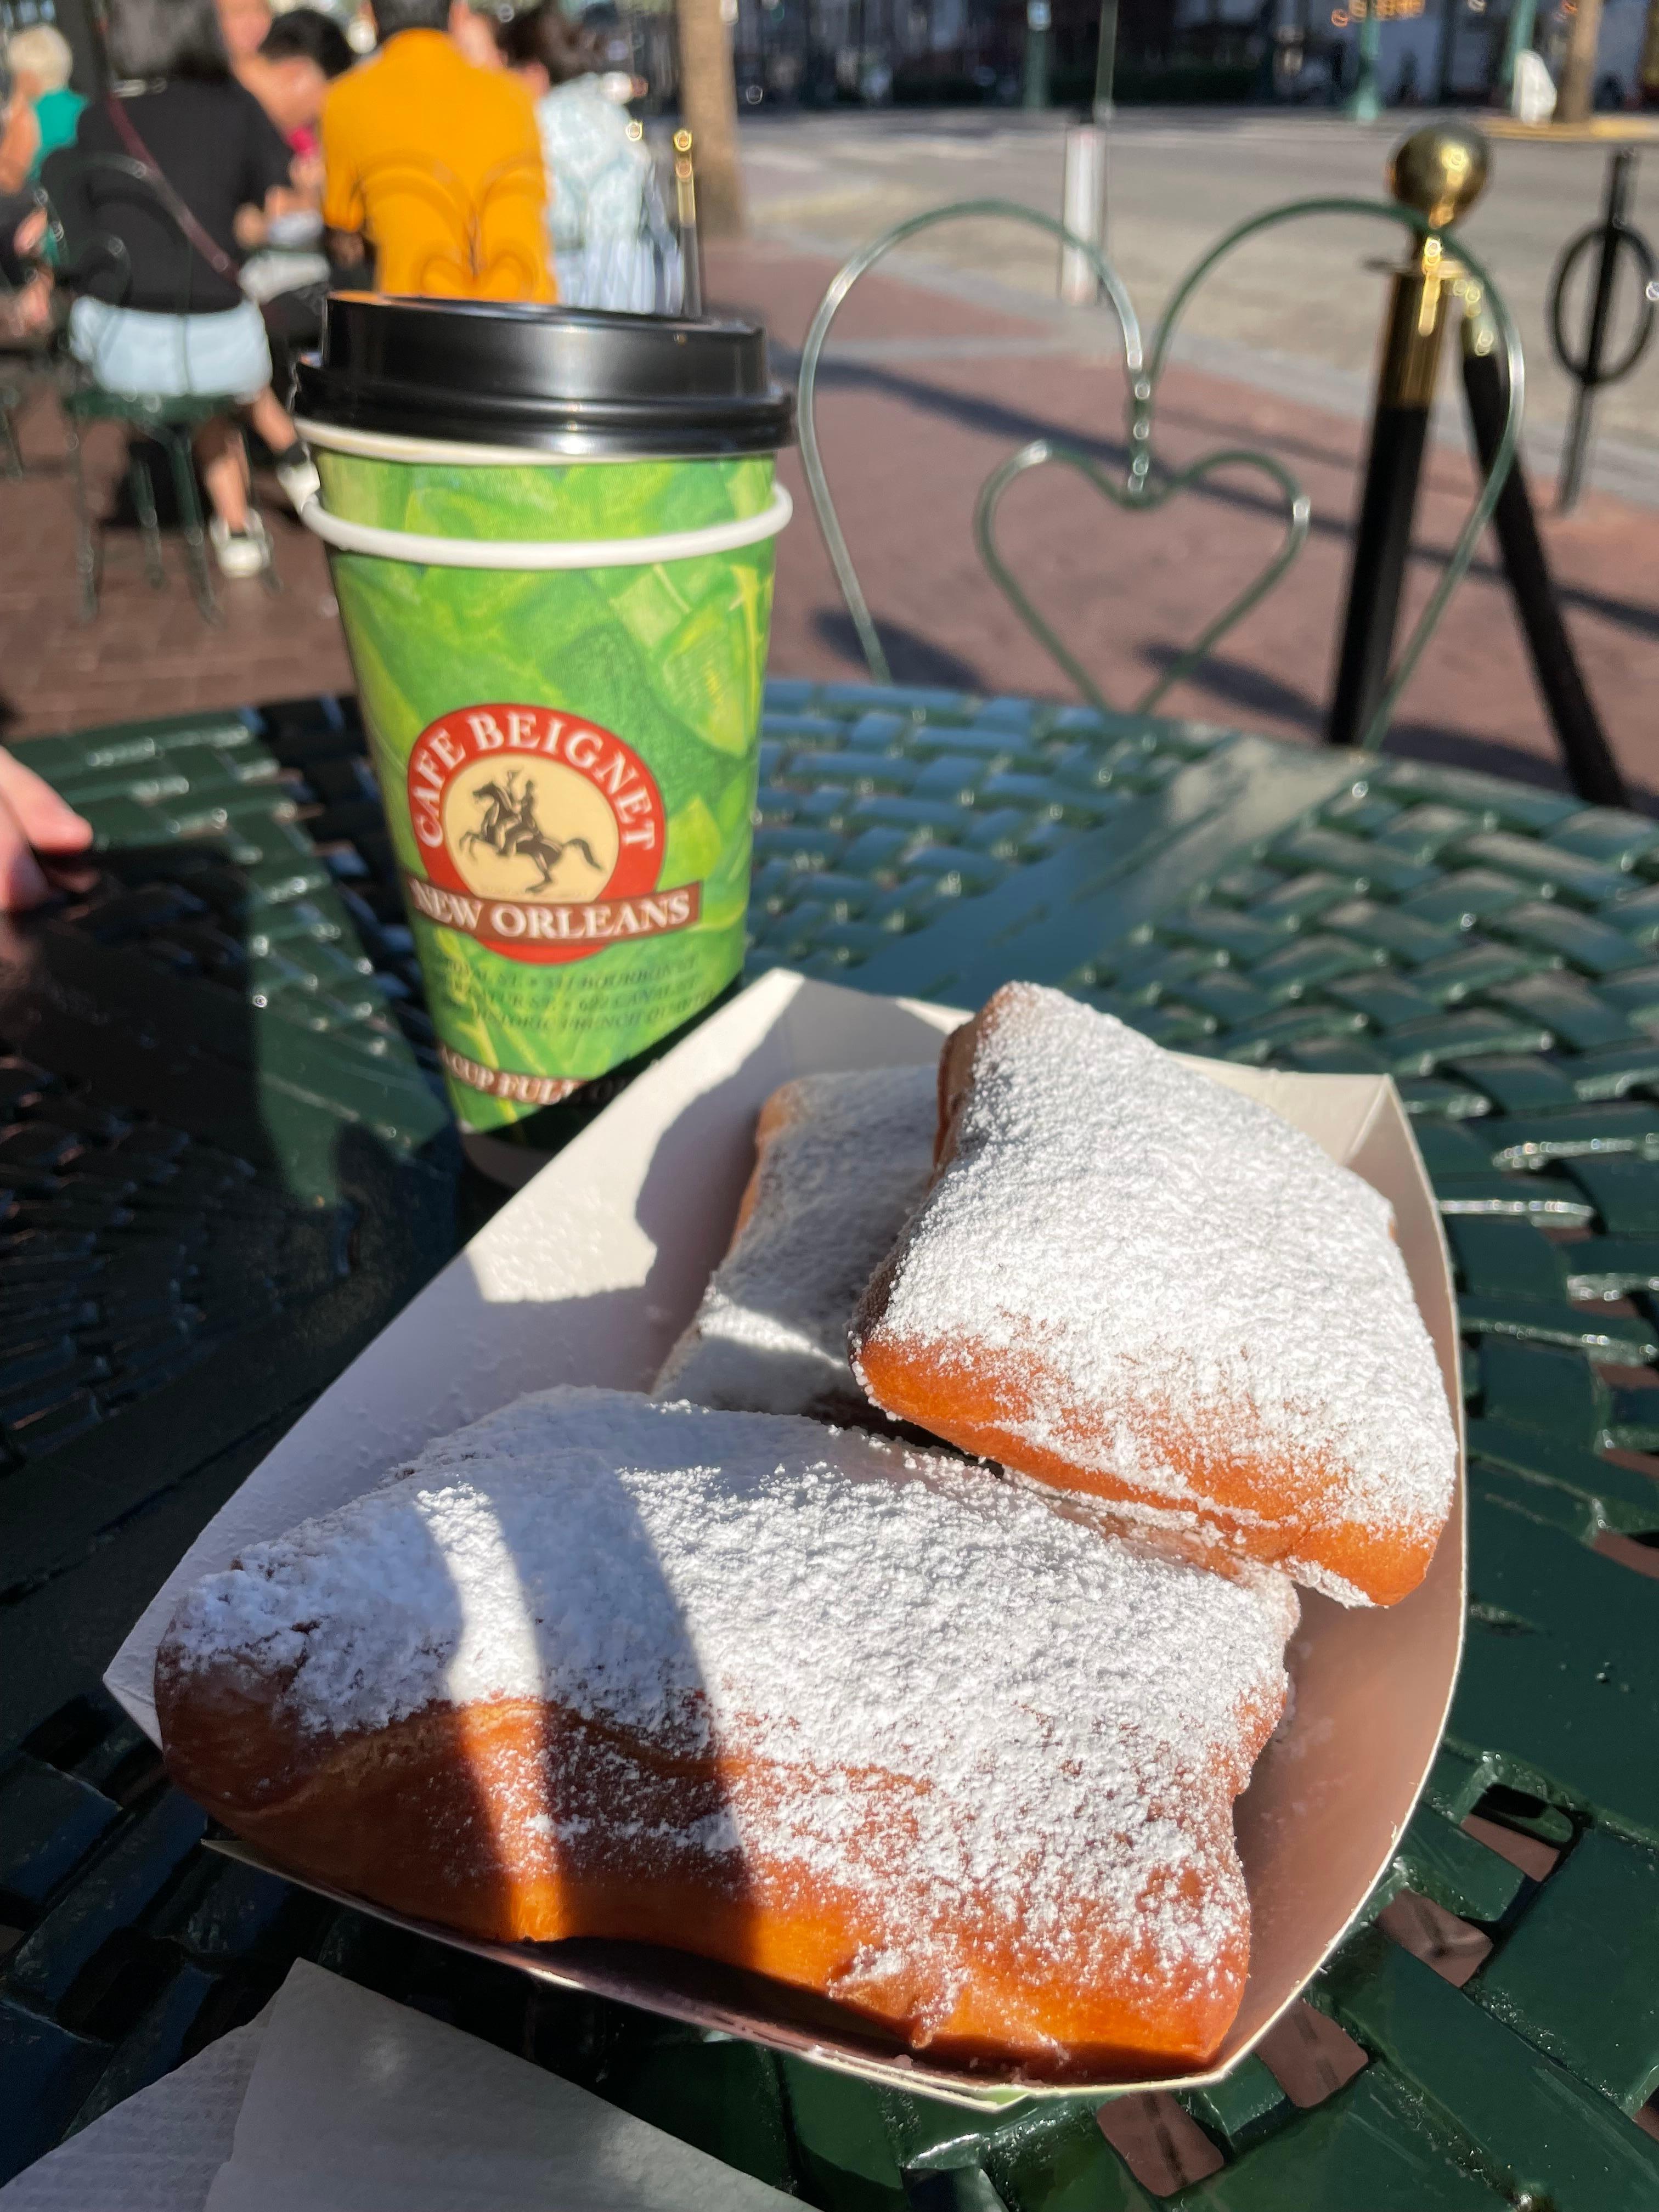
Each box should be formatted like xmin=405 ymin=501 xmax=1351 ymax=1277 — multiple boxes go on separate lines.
xmin=1387 ymin=125 xmax=1490 ymax=230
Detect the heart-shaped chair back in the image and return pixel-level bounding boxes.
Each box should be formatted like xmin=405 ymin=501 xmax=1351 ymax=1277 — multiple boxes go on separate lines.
xmin=795 ymin=196 xmax=1522 ymax=754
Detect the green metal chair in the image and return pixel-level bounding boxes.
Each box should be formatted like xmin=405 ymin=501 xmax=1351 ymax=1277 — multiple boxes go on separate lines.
xmin=795 ymin=183 xmax=1523 ymax=761
xmin=0 ymin=194 xmax=52 ymax=477
xmin=0 ymin=331 xmax=48 ymax=476
xmin=44 ymin=150 xmax=280 ymax=625
xmin=60 ymin=380 xmax=247 ymax=623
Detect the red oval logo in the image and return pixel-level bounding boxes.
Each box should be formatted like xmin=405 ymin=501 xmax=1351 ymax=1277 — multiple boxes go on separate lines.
xmin=403 ymin=704 xmax=692 ymax=966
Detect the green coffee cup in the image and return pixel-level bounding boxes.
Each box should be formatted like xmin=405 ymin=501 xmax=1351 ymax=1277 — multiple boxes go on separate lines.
xmin=295 ymin=294 xmax=794 ymax=1153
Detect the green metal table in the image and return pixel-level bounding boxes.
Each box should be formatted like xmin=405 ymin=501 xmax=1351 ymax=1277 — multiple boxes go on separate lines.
xmin=3 ymin=680 xmax=1658 ymax=2209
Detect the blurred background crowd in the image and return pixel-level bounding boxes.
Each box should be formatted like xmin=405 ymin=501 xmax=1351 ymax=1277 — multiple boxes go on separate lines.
xmin=1 ymin=0 xmax=685 ymax=579
xmin=1 ymin=0 xmax=1652 ymax=590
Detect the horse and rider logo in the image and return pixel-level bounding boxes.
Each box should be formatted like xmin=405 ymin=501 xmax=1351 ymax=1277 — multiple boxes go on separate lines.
xmin=403 ymin=701 xmax=687 ymax=967
xmin=458 ymin=768 xmax=601 ymax=894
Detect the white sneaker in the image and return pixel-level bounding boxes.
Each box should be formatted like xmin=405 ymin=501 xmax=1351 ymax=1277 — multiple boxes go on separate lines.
xmin=210 ymin=512 xmax=272 ymax=579
xmin=274 ymin=450 xmax=321 ymax=515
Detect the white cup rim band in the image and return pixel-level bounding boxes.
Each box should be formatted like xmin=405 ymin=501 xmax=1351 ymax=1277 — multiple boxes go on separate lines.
xmin=298 ymin=484 xmax=792 ymax=569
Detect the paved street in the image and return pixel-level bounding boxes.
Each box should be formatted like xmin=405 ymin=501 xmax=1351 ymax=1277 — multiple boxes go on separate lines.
xmin=736 ymin=108 xmax=1659 ymax=477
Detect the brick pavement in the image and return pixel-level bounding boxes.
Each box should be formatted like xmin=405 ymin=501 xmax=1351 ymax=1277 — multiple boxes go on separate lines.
xmin=2 ymin=240 xmax=1656 ymax=805
xmin=0 ymin=408 xmax=352 ymax=738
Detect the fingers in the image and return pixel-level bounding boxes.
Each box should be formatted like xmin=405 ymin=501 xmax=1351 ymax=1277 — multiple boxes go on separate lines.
xmin=0 ymin=748 xmax=94 ymax=854
xmin=0 ymin=798 xmax=52 ymax=911
xmin=18 ymin=272 xmax=51 ymax=334
xmin=39 ymin=853 xmax=101 ymax=896
xmin=0 ymin=753 xmax=97 ymax=912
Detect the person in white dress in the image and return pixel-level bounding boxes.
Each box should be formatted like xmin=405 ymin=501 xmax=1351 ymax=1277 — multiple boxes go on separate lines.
xmin=497 ymin=6 xmax=676 ymax=313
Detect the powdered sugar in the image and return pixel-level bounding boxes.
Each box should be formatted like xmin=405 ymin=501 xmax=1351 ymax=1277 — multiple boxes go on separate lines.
xmin=850 ymin=986 xmax=1455 ymax=1600
xmin=161 ymin=1387 xmax=1296 ymax=2001
xmin=654 ymin=1068 xmax=936 ymax=1424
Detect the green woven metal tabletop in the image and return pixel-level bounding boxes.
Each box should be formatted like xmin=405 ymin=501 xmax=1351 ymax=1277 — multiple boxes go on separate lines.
xmin=3 ymin=680 xmax=1658 ymax=2210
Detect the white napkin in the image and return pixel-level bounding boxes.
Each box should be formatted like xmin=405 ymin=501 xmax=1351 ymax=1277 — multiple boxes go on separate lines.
xmin=203 ymin=1960 xmax=794 ymax=2211
xmin=2 ymin=1962 xmax=797 ymax=2212
xmin=0 ymin=2014 xmax=266 ymax=2211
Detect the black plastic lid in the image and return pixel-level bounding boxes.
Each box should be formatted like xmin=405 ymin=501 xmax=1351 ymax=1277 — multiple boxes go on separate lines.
xmin=293 ymin=293 xmax=794 ymax=458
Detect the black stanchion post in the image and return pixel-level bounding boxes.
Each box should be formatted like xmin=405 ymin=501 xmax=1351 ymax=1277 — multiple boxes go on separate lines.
xmin=1552 ymin=150 xmax=1655 ymax=514
xmin=1327 ymin=126 xmax=1489 ymax=749
xmin=1023 ymin=0 xmax=1052 ymax=109
xmin=674 ymin=128 xmax=704 ymax=318
xmin=1460 ymin=295 xmax=1630 ymax=809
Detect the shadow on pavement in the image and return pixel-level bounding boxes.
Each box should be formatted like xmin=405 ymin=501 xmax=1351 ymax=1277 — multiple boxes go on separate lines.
xmin=1137 ymin=644 xmax=1324 ymax=735
xmin=811 ymin=607 xmax=988 ymax=693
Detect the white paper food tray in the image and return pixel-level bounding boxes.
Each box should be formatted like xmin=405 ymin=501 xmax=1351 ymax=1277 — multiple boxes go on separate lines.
xmin=107 ymin=968 xmax=1465 ymax=2110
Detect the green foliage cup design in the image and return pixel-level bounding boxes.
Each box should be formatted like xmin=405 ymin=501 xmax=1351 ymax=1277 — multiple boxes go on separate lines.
xmin=317 ymin=447 xmax=778 ymax=1132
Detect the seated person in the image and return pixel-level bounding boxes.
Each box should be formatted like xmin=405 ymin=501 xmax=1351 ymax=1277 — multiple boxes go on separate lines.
xmin=6 ymin=24 xmax=86 ymax=180
xmin=500 ymin=6 xmax=667 ymax=313
xmin=216 ymin=0 xmax=274 ymax=74
xmin=449 ymin=2 xmax=506 ymax=72
xmin=0 ymin=48 xmax=36 ymax=191
xmin=47 ymin=0 xmax=320 ymax=580
xmin=240 ymin=6 xmax=354 ymax=173
xmin=321 ymin=0 xmax=553 ymax=301
xmin=236 ymin=10 xmax=357 ymax=392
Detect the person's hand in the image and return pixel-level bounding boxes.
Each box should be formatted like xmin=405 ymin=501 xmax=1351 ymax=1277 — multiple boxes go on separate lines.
xmin=3 ymin=209 xmax=52 ymax=336
xmin=0 ymin=266 xmax=49 ymax=338
xmin=0 ymin=749 xmax=96 ymax=910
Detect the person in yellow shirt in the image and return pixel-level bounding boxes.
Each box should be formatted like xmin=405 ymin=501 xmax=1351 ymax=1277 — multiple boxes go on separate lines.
xmin=321 ymin=0 xmax=554 ymax=301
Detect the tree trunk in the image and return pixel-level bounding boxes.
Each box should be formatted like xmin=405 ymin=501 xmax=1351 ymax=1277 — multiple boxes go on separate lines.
xmin=675 ymin=0 xmax=745 ymax=238
xmin=1556 ymin=0 xmax=1605 ymax=123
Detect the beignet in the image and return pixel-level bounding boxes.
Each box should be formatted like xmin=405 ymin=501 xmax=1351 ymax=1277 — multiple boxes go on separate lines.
xmin=849 ymin=984 xmax=1455 ymax=1606
xmin=155 ymin=1387 xmax=1297 ymax=2078
xmin=654 ymin=1067 xmax=936 ymax=1427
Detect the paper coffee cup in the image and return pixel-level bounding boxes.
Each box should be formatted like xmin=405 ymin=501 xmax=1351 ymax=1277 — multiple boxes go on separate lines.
xmin=295 ymin=294 xmax=794 ymax=1143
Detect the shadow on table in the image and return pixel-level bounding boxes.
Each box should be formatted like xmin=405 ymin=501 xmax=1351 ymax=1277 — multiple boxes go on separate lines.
xmin=807 ymin=605 xmax=1654 ymax=814
xmin=1381 ymin=719 xmax=1657 ymax=812
xmin=1128 ymin=644 xmax=1658 ymax=815
xmin=0 ymin=833 xmax=462 ymax=1751
xmin=0 ymin=815 xmax=764 ymax=2177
